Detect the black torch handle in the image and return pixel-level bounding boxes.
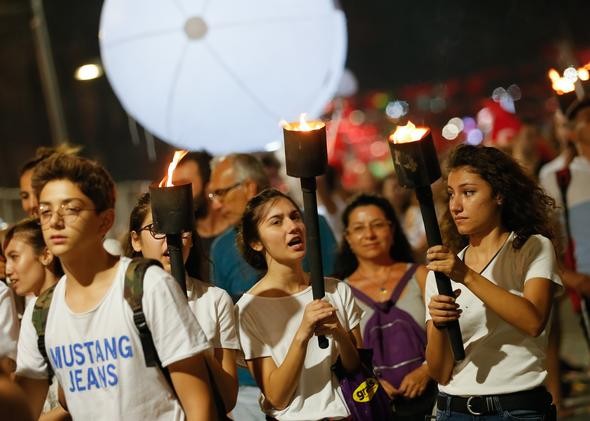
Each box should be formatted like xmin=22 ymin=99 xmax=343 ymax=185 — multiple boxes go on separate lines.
xmin=300 ymin=177 xmax=329 ymax=349
xmin=166 ymin=233 xmax=187 ymax=296
xmin=415 ymin=186 xmax=465 ymax=361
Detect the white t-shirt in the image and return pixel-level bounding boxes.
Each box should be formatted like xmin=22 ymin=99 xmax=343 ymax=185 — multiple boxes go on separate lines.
xmin=425 ymin=233 xmax=562 ymax=396
xmin=236 ymin=277 xmax=362 ymax=421
xmin=16 ymin=257 xmax=211 ymax=421
xmin=187 ymin=277 xmax=240 ymax=351
xmin=0 ymin=282 xmax=19 ymax=360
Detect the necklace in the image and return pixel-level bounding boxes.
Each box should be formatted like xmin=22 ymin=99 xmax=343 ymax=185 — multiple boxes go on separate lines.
xmin=356 ymin=265 xmax=394 ymax=295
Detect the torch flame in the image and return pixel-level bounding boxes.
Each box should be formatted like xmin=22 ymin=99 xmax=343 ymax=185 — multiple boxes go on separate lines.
xmin=159 ymin=150 xmax=189 ymax=187
xmin=390 ymin=121 xmax=429 ymax=144
xmin=281 ymin=113 xmax=325 ymax=132
xmin=547 ymin=66 xmax=586 ymax=94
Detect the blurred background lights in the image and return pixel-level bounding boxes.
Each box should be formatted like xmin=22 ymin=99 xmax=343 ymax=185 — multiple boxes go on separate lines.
xmin=369 ymin=140 xmax=388 ymax=157
xmin=564 ymin=66 xmax=578 ymax=82
xmin=448 ymin=117 xmax=464 ymax=131
xmin=349 ymin=109 xmax=366 ymax=125
xmin=75 ymin=63 xmax=103 ymax=81
xmin=462 ymin=116 xmax=476 ymax=131
xmin=385 ymin=100 xmax=409 ymax=119
xmin=507 ymin=84 xmax=521 ymax=100
xmin=466 ymin=129 xmax=483 ymax=145
xmin=466 ymin=128 xmax=484 ymax=145
xmin=477 ymin=107 xmax=494 ymax=133
xmin=442 ymin=123 xmax=460 ymax=140
xmin=578 ymin=68 xmax=590 ymax=81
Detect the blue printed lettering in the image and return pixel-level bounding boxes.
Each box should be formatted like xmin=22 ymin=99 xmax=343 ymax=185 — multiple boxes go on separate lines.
xmin=104 ymin=337 xmax=117 ymax=360
xmin=106 ymin=363 xmax=118 ymax=386
xmin=96 ymin=364 xmax=107 ymax=388
xmin=68 ymin=370 xmax=76 ymax=392
xmin=49 ymin=347 xmax=62 ymax=369
xmin=86 ymin=367 xmax=100 ymax=390
xmin=52 ymin=335 xmax=135 ymax=392
xmin=119 ymin=336 xmax=133 ymax=358
xmin=73 ymin=343 xmax=85 ymax=366
xmin=95 ymin=340 xmax=104 ymax=363
xmin=63 ymin=345 xmax=74 ymax=367
xmin=83 ymin=342 xmax=95 ymax=364
xmin=73 ymin=369 xmax=85 ymax=392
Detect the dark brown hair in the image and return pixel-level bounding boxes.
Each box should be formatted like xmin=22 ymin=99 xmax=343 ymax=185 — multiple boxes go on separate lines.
xmin=124 ymin=192 xmax=203 ymax=280
xmin=32 ymin=153 xmax=115 ymax=212
xmin=20 ymin=144 xmax=82 ymax=176
xmin=333 ymin=193 xmax=415 ymax=279
xmin=2 ymin=217 xmax=64 ymax=277
xmin=444 ymin=144 xmax=556 ymax=249
xmin=237 ymin=189 xmax=302 ymax=271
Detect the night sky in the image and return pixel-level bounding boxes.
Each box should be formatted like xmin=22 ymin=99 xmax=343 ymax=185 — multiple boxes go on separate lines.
xmin=1 ymin=0 xmax=590 ymax=185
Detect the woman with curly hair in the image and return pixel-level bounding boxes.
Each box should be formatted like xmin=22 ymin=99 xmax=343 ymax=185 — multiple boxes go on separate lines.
xmin=426 ymin=144 xmax=561 ymax=420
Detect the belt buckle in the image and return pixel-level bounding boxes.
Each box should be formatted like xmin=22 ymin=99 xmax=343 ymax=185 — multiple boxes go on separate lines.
xmin=466 ymin=396 xmax=484 ymax=415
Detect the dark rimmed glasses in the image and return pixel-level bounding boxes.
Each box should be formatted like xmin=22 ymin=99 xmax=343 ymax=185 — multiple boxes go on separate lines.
xmin=137 ymin=223 xmax=192 ymax=240
xmin=207 ymin=181 xmax=244 ymax=202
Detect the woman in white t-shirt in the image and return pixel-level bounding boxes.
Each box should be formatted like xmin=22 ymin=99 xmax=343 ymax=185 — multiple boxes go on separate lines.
xmin=425 ymin=144 xmax=561 ymax=420
xmin=126 ymin=192 xmax=239 ymax=416
xmin=235 ymin=189 xmax=362 ymax=420
xmin=3 ymin=218 xmax=66 ymax=418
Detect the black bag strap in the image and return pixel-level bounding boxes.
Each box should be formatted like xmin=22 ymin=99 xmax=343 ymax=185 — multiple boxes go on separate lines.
xmin=32 ymin=283 xmax=58 ymax=383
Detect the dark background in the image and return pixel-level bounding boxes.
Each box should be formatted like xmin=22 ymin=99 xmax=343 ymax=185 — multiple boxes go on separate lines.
xmin=2 ymin=0 xmax=590 ymax=186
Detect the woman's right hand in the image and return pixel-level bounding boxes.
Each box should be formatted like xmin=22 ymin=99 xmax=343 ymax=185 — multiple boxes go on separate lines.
xmin=295 ymin=299 xmax=336 ymax=343
xmin=427 ymin=289 xmax=462 ymax=327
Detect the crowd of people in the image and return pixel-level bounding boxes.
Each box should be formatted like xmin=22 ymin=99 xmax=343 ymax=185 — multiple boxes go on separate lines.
xmin=1 ymin=94 xmax=590 ymax=421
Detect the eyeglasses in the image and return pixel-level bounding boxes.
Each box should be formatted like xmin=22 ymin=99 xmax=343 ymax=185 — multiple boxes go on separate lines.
xmin=137 ymin=223 xmax=192 ymax=240
xmin=38 ymin=203 xmax=96 ymax=226
xmin=346 ymin=220 xmax=392 ymax=237
xmin=207 ymin=181 xmax=244 ymax=202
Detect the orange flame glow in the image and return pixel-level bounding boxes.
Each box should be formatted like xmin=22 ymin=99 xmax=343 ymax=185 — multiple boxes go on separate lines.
xmin=159 ymin=150 xmax=188 ymax=187
xmin=389 ymin=121 xmax=429 ymax=144
xmin=281 ymin=113 xmax=325 ymax=132
xmin=547 ymin=67 xmax=581 ymax=94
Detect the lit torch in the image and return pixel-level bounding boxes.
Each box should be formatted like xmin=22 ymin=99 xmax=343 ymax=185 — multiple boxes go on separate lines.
xmin=388 ymin=122 xmax=465 ymax=361
xmin=282 ymin=113 xmax=329 ymax=349
xmin=150 ymin=150 xmax=194 ymax=294
xmin=548 ymin=68 xmax=578 ymax=114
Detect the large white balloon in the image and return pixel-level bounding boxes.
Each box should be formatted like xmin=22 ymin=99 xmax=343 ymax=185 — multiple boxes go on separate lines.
xmin=99 ymin=0 xmax=347 ymax=153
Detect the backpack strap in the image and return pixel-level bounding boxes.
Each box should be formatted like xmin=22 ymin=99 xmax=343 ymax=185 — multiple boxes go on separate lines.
xmin=123 ymin=257 xmax=163 ymax=368
xmin=389 ymin=263 xmax=419 ymax=303
xmin=32 ymin=283 xmax=58 ymax=383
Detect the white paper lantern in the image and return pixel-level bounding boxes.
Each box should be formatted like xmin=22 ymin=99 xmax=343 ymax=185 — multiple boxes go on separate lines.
xmin=99 ymin=0 xmax=347 ymax=153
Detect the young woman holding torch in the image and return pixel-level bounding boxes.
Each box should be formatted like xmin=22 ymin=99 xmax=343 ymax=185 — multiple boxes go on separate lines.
xmin=235 ymin=189 xmax=362 ymax=420
xmin=126 ymin=192 xmax=239 ymax=416
xmin=425 ymin=144 xmax=561 ymax=420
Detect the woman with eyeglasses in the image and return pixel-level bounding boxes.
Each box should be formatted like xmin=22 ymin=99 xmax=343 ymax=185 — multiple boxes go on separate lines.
xmin=125 ymin=192 xmax=239 ymax=416
xmin=333 ymin=193 xmax=436 ymax=420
